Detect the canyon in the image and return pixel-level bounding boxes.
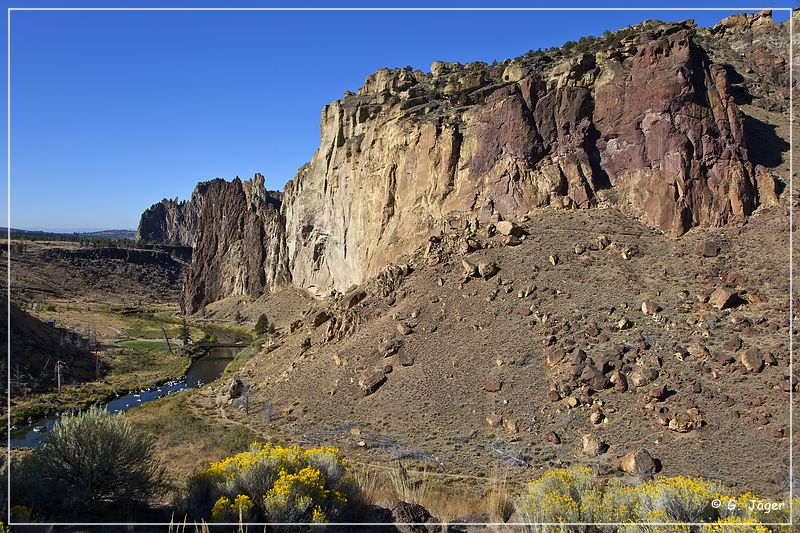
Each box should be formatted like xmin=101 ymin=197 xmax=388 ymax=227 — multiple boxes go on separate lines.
xmin=4 ymin=9 xmax=796 ymax=524
xmin=128 ymin=10 xmax=796 ymax=496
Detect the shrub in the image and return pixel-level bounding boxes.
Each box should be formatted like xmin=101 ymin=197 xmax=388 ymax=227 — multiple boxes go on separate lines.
xmin=186 ymin=443 xmax=357 ymax=523
xmin=635 ymin=476 xmax=720 ymax=523
xmin=515 ymin=468 xmax=734 ymax=532
xmin=12 ymin=407 xmax=166 ymax=517
xmin=254 ymin=314 xmax=272 ymax=336
xmin=599 ymin=480 xmax=639 ymax=525
xmin=708 ymin=516 xmax=770 ymax=533
xmin=515 ymin=465 xmax=603 ymax=530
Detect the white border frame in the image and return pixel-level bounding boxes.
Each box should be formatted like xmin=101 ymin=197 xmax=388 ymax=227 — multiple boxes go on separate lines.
xmin=4 ymin=5 xmax=794 ymax=528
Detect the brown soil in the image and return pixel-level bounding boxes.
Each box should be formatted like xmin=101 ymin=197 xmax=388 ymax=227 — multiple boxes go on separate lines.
xmin=197 ymin=201 xmax=793 ymax=497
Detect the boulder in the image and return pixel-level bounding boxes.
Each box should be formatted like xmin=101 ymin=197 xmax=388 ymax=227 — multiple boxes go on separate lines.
xmin=496 ymin=220 xmax=524 ymax=237
xmin=483 ymin=377 xmax=502 ymax=392
xmin=486 ymin=413 xmax=503 ymax=428
xmin=610 ymin=371 xmax=628 ymax=393
xmin=709 ymin=287 xmax=739 ymax=310
xmin=620 ymin=449 xmax=657 ymax=478
xmin=668 ymin=414 xmax=695 ymax=433
xmin=461 ymin=259 xmax=478 ymax=278
xmin=397 ymin=323 xmax=414 ymax=335
xmin=359 ymin=370 xmax=386 ymax=395
xmin=641 ymin=301 xmax=660 ymax=315
xmin=649 ymin=384 xmax=669 ymax=401
xmin=545 ymin=348 xmax=566 ymax=367
xmin=478 ymin=261 xmax=499 ymax=279
xmin=741 ymin=349 xmax=764 ymax=373
xmin=382 ymin=338 xmax=403 ymax=357
xmin=701 ymin=241 xmax=719 ymax=257
xmin=391 ymin=501 xmax=436 ymax=533
xmin=225 ymin=378 xmax=245 ymax=400
xmin=582 ymin=434 xmax=608 ymax=456
xmin=344 ymin=288 xmax=368 ymax=309
xmin=398 ymin=350 xmax=415 ymax=367
xmin=629 ymin=368 xmax=658 ymax=388
xmin=312 ymin=311 xmax=331 ymax=327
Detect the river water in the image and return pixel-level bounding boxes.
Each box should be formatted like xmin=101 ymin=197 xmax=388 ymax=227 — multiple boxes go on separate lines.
xmin=9 ymin=346 xmax=240 ymax=448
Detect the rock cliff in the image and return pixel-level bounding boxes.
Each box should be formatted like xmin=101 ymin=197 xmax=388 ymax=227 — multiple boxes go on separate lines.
xmin=135 ymin=197 xmax=198 ymax=246
xmin=181 ymin=175 xmax=289 ymax=312
xmin=283 ymin=17 xmax=785 ymax=296
xmin=136 ymin=13 xmax=789 ymax=309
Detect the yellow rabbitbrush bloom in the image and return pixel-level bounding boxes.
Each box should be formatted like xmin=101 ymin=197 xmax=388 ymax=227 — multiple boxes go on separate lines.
xmin=311 ymin=505 xmax=327 ymax=523
xmin=199 ymin=442 xmax=353 ymax=523
xmin=233 ymin=494 xmax=254 ymax=517
xmin=211 ymin=496 xmax=231 ymax=522
xmin=267 ymin=466 xmax=325 ymax=500
xmin=709 ymin=516 xmax=771 ymax=533
xmin=514 ymin=467 xmax=800 ymax=531
xmin=635 ymin=476 xmax=720 ymax=523
xmin=207 ymin=443 xmax=348 ymax=480
xmin=264 ymin=465 xmax=348 ymax=523
xmin=516 ymin=465 xmax=603 ymax=526
xmin=599 ymin=481 xmax=639 ymax=525
xmin=210 ymin=494 xmax=254 ymax=522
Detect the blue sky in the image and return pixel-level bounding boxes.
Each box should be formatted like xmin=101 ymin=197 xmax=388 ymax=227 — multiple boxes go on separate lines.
xmin=2 ymin=1 xmax=793 ymax=231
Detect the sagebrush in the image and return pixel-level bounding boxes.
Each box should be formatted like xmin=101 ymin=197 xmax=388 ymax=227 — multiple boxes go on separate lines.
xmin=10 ymin=407 xmax=167 ymax=519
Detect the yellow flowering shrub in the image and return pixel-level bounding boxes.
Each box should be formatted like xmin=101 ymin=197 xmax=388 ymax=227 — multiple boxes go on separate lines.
xmin=188 ymin=443 xmax=355 ymax=523
xmin=516 ymin=465 xmax=603 ymax=529
xmin=599 ymin=481 xmax=639 ymax=526
xmin=709 ymin=516 xmax=771 ymax=533
xmin=635 ymin=475 xmax=719 ymax=523
xmin=210 ymin=494 xmax=255 ymax=522
xmin=211 ymin=496 xmax=232 ymax=522
xmin=516 ymin=468 xmax=734 ymax=530
xmin=770 ymin=498 xmax=800 ymax=533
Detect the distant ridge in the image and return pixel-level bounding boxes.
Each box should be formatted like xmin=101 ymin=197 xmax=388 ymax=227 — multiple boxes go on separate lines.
xmin=2 ymin=228 xmax=135 ymax=240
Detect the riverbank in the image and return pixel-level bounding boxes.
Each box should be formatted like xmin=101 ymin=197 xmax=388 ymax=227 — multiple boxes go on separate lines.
xmin=9 ymin=313 xmax=261 ymax=447
xmin=5 ymin=304 xmax=208 ymax=430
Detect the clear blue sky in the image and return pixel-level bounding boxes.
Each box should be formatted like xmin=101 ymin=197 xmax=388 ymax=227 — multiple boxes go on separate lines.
xmin=2 ymin=1 xmax=793 ymax=231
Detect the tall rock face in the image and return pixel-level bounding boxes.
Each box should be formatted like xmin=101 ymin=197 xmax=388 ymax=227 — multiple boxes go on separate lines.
xmin=138 ymin=15 xmax=788 ymax=306
xmin=135 ymin=197 xmax=200 ymax=246
xmin=181 ymin=175 xmax=289 ymax=312
xmin=282 ymin=20 xmax=775 ymax=296
xmin=590 ymin=29 xmax=755 ymax=233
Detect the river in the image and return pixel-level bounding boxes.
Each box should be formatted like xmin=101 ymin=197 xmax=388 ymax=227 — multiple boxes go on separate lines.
xmin=9 ymin=346 xmax=241 ymax=448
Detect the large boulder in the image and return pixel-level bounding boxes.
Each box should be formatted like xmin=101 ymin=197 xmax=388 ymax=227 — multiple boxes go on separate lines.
xmin=620 ymin=449 xmax=658 ymax=478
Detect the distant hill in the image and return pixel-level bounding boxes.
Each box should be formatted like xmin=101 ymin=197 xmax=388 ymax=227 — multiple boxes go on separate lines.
xmin=1 ymin=228 xmax=135 ymax=241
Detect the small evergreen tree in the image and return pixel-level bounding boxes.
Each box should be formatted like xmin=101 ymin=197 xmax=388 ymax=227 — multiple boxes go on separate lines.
xmin=254 ymin=314 xmax=271 ymax=336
